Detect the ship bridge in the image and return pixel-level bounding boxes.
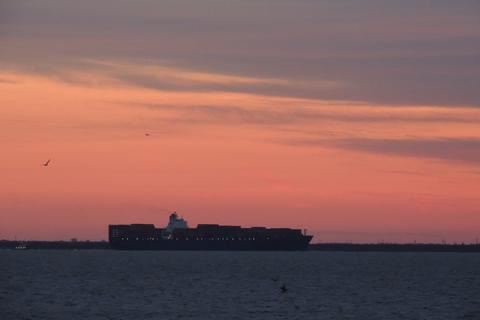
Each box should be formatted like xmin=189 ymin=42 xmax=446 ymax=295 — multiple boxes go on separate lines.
xmin=165 ymin=211 xmax=189 ymax=233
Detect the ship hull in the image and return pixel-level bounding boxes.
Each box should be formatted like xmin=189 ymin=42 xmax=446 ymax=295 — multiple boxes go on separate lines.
xmin=109 ymin=236 xmax=313 ymax=251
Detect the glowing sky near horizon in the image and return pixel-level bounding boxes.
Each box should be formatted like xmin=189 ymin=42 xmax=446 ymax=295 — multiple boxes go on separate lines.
xmin=1 ymin=0 xmax=479 ymax=243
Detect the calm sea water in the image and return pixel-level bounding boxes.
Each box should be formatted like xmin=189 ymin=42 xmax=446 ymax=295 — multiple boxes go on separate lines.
xmin=1 ymin=250 xmax=479 ymax=319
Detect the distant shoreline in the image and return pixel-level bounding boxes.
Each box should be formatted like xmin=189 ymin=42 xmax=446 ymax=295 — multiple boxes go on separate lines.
xmin=2 ymin=240 xmax=480 ymax=252
xmin=308 ymin=243 xmax=480 ymax=253
xmin=0 ymin=240 xmax=111 ymax=250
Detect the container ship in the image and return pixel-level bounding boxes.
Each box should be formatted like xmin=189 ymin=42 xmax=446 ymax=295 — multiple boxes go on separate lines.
xmin=109 ymin=212 xmax=313 ymax=251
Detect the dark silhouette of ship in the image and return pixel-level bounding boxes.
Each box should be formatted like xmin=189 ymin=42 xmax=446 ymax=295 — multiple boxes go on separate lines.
xmin=109 ymin=212 xmax=313 ymax=251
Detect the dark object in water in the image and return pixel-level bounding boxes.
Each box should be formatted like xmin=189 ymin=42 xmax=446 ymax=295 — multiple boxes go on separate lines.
xmin=13 ymin=242 xmax=29 ymax=250
xmin=109 ymin=212 xmax=313 ymax=251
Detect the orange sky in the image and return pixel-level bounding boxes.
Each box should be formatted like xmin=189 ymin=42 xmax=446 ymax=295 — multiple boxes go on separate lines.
xmin=1 ymin=1 xmax=479 ymax=243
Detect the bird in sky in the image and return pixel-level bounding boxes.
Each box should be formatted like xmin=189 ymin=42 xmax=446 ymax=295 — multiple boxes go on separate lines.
xmin=43 ymin=159 xmax=50 ymax=166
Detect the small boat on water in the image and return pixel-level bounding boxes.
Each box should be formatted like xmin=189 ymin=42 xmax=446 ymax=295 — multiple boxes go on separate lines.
xmin=13 ymin=242 xmax=29 ymax=250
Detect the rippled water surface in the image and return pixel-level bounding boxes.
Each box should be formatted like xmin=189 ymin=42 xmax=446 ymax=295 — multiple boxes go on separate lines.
xmin=1 ymin=250 xmax=480 ymax=319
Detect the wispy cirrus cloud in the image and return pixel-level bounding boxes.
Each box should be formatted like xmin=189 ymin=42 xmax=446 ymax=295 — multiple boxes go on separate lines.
xmin=121 ymin=99 xmax=480 ymax=126
xmin=1 ymin=58 xmax=343 ymax=99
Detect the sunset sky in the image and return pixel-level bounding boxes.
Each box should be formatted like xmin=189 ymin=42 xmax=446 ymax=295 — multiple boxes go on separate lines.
xmin=1 ymin=1 xmax=479 ymax=243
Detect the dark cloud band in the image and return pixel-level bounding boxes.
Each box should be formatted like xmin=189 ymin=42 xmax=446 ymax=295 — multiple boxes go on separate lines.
xmin=299 ymin=138 xmax=480 ymax=165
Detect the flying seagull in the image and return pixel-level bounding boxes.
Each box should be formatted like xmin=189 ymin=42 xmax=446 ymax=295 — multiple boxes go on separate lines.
xmin=43 ymin=159 xmax=51 ymax=166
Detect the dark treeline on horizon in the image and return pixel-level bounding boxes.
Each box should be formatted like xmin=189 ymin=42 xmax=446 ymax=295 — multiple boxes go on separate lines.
xmin=308 ymin=243 xmax=480 ymax=253
xmin=0 ymin=240 xmax=111 ymax=250
xmin=2 ymin=240 xmax=480 ymax=252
